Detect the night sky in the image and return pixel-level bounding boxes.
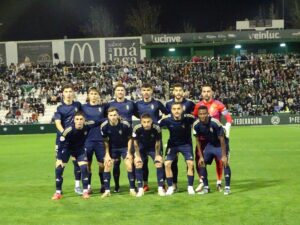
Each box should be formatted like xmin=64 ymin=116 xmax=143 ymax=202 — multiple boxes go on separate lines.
xmin=0 ymin=0 xmax=286 ymax=41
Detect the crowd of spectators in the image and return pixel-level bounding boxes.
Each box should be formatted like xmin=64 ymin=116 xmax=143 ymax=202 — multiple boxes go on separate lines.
xmin=0 ymin=53 xmax=299 ymax=125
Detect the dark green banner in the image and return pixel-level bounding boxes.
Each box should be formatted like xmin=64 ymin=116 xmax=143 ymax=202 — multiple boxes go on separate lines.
xmin=0 ymin=114 xmax=299 ymax=135
xmin=142 ymin=29 xmax=300 ymax=44
xmin=231 ymin=114 xmax=300 ymax=126
xmin=0 ymin=124 xmax=56 ymax=135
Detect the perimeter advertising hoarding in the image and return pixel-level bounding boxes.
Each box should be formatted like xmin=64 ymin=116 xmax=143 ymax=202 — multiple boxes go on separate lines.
xmin=0 ymin=44 xmax=6 ymax=65
xmin=105 ymin=39 xmax=141 ymax=64
xmin=64 ymin=40 xmax=100 ymax=64
xmin=17 ymin=42 xmax=53 ymax=64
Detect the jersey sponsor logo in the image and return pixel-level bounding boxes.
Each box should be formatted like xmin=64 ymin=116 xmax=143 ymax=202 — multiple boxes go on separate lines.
xmin=271 ymin=116 xmax=280 ymax=125
xmin=70 ymin=43 xmax=95 ymax=63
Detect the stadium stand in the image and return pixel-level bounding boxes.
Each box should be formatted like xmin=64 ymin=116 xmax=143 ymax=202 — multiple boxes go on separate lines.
xmin=0 ymin=53 xmax=299 ymax=124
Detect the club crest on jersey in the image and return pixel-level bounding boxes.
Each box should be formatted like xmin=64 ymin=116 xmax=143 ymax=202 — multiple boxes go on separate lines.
xmin=151 ymin=104 xmax=154 ymax=110
xmin=119 ymin=130 xmax=123 ymax=135
xmin=60 ymin=136 xmax=65 ymax=142
xmin=183 ymin=105 xmax=186 ymax=111
xmin=182 ymin=125 xmax=185 ymax=128
xmin=99 ymin=107 xmax=102 ymax=112
xmin=74 ymin=107 xmax=78 ymax=112
xmin=126 ymin=105 xmax=130 ymax=110
xmin=210 ymin=127 xmax=213 ymax=133
xmin=84 ymin=131 xmax=88 ymax=136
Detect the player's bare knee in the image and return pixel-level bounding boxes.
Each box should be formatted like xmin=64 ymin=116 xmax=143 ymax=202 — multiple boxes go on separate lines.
xmin=164 ymin=160 xmax=172 ymax=168
xmin=125 ymin=159 xmax=133 ymax=171
xmin=134 ymin=160 xmax=143 ymax=169
xmin=155 ymin=159 xmax=163 ymax=168
xmin=186 ymin=160 xmax=194 ymax=169
xmin=104 ymin=159 xmax=112 ymax=170
xmin=155 ymin=162 xmax=162 ymax=168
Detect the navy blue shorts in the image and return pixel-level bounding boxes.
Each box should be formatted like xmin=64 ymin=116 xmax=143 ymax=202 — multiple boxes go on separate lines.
xmin=110 ymin=147 xmax=128 ymax=160
xmin=203 ymin=143 xmax=223 ymax=165
xmin=165 ymin=144 xmax=193 ymax=161
xmin=140 ymin=147 xmax=156 ymax=162
xmin=57 ymin=148 xmax=87 ymax=164
xmin=85 ymin=141 xmax=105 ymax=163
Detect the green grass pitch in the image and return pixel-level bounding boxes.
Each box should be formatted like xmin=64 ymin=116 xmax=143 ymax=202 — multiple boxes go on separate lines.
xmin=0 ymin=125 xmax=300 ymax=225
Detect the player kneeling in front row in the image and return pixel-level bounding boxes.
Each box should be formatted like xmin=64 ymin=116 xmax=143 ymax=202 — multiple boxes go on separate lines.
xmin=133 ymin=113 xmax=166 ymax=197
xmin=101 ymin=107 xmax=136 ymax=198
xmin=159 ymin=102 xmax=195 ymax=195
xmin=52 ymin=111 xmax=95 ymax=200
xmin=193 ymin=106 xmax=231 ymax=195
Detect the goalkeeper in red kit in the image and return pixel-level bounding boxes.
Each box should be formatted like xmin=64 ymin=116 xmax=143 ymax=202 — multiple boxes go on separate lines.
xmin=193 ymin=84 xmax=233 ymax=192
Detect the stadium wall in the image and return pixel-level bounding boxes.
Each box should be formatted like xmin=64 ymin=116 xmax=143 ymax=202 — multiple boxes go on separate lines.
xmin=1 ymin=114 xmax=299 ymax=135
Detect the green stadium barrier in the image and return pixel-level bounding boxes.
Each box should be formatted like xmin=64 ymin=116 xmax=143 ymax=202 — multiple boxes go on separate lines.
xmin=230 ymin=114 xmax=300 ymax=126
xmin=0 ymin=114 xmax=299 ymax=135
xmin=0 ymin=124 xmax=56 ymax=135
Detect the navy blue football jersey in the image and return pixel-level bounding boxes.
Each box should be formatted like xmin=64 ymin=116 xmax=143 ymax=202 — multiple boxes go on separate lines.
xmin=159 ymin=114 xmax=195 ymax=147
xmin=193 ymin=117 xmax=225 ymax=147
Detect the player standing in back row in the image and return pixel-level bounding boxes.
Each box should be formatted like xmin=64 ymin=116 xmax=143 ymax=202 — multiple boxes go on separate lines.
xmin=193 ymin=84 xmax=233 ymax=192
xmin=82 ymin=87 xmax=106 ymax=194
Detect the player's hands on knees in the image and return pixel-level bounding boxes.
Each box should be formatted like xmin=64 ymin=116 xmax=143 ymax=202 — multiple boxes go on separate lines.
xmin=126 ymin=153 xmax=133 ymax=161
xmin=104 ymin=155 xmax=112 ymax=167
xmin=155 ymin=155 xmax=163 ymax=163
xmin=134 ymin=157 xmax=143 ymax=168
xmin=222 ymin=155 xmax=228 ymax=167
xmin=56 ymin=160 xmax=64 ymax=168
xmin=198 ymin=157 xmax=205 ymax=167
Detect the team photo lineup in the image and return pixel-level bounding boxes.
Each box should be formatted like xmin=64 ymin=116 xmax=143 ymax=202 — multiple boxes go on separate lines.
xmin=52 ymin=82 xmax=233 ymax=200
xmin=2 ymin=0 xmax=300 ymax=224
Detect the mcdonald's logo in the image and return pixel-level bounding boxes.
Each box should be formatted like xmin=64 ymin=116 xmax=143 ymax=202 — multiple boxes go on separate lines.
xmin=69 ymin=43 xmax=95 ymax=63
